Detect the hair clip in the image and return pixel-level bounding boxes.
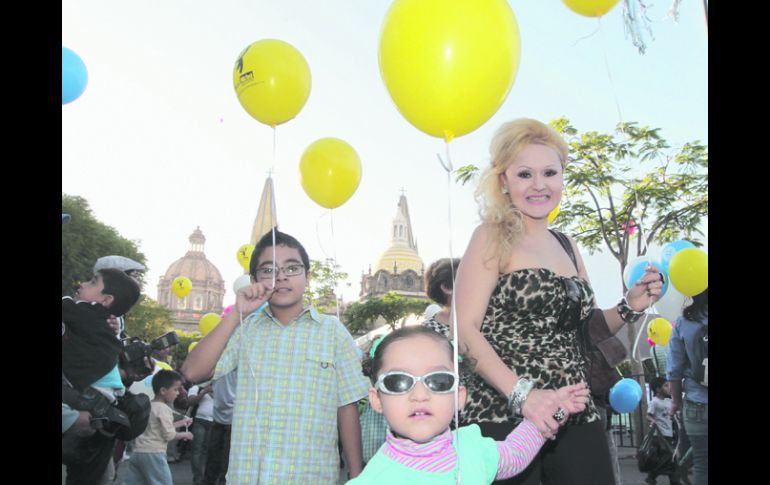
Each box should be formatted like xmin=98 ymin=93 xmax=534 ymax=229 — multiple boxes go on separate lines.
xmin=369 ymin=335 xmax=386 ymax=358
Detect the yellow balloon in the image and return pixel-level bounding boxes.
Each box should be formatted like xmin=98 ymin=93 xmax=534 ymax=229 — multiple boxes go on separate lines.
xmin=668 ymin=248 xmax=708 ymax=297
xmin=561 ymin=0 xmax=620 ymax=17
xmin=199 ymin=312 xmax=222 ymax=337
xmin=379 ymin=0 xmax=520 ymax=142
xmin=233 ymin=39 xmax=311 ymax=127
xmin=300 ymin=137 xmax=362 ymax=209
xmin=171 ymin=276 xmax=192 ymax=298
xmin=548 ymin=204 xmax=560 ymax=224
xmin=188 ymin=341 xmax=199 ymax=353
xmin=647 ymin=317 xmax=673 ymax=346
xmin=237 ymin=244 xmax=255 ymax=271
xmin=155 ymin=361 xmax=172 ymax=371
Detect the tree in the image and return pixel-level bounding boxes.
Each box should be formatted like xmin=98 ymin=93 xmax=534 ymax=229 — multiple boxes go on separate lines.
xmin=343 ymin=292 xmax=428 ymax=334
xmin=455 ymin=117 xmax=707 ymax=446
xmin=305 ymin=258 xmax=350 ymax=315
xmin=124 ymin=296 xmax=176 ymax=342
xmin=62 ymin=194 xmax=146 ymax=296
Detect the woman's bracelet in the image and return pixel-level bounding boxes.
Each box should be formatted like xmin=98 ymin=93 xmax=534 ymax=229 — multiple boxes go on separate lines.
xmin=617 ymin=297 xmax=644 ymax=324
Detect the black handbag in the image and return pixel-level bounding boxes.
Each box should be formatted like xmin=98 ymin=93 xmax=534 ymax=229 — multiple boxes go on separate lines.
xmin=637 ymin=424 xmax=677 ymax=474
xmin=578 ymin=309 xmax=626 ymax=406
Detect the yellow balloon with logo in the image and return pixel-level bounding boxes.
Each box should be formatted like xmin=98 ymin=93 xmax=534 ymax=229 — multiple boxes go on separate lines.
xmin=188 ymin=341 xmax=199 ymax=353
xmin=668 ymin=248 xmax=708 ymax=297
xmin=237 ymin=244 xmax=255 ymax=271
xmin=199 ymin=313 xmax=222 ymax=337
xmin=300 ymin=137 xmax=362 ymax=209
xmin=548 ymin=204 xmax=560 ymax=224
xmin=379 ymin=0 xmax=520 ymax=142
xmin=233 ymin=39 xmax=311 ymax=127
xmin=561 ymin=0 xmax=620 ymax=17
xmin=171 ymin=276 xmax=192 ymax=298
xmin=647 ymin=318 xmax=673 ymax=346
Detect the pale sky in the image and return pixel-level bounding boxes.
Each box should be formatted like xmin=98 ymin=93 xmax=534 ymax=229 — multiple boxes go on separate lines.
xmin=62 ymin=1 xmax=708 ymax=309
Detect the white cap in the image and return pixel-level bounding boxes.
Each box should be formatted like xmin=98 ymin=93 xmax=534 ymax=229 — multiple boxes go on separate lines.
xmin=93 ymin=255 xmax=146 ymax=274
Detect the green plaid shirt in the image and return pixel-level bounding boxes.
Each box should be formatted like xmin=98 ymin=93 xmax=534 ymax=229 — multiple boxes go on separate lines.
xmin=214 ymin=305 xmax=368 ymax=484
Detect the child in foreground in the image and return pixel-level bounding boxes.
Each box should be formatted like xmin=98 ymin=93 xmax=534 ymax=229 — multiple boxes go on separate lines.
xmin=348 ymin=326 xmax=589 ymax=484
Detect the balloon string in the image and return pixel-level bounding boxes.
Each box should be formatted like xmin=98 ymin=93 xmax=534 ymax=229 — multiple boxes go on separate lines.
xmin=598 ymin=17 xmax=624 ymax=126
xmin=437 ymin=142 xmax=460 ymax=485
xmin=570 ymin=21 xmax=602 ymax=46
xmin=629 ymin=190 xmax=654 ymax=361
xmin=330 ymin=209 xmax=341 ymax=321
xmin=271 ymin=126 xmax=277 ymax=173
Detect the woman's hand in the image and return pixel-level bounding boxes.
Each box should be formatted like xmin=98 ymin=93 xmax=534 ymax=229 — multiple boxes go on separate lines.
xmin=521 ymin=389 xmax=563 ymax=440
xmin=626 ymin=265 xmax=664 ymax=312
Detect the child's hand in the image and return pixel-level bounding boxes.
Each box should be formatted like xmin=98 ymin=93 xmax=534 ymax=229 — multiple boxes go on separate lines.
xmin=185 ymin=417 xmax=193 ymax=427
xmin=236 ymin=281 xmax=273 ymax=315
xmin=181 ymin=431 xmax=193 ymax=441
xmin=555 ymin=382 xmax=589 ymax=414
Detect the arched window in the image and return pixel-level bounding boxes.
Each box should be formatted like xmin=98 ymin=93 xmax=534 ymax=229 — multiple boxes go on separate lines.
xmin=194 ymin=297 xmax=202 ymax=310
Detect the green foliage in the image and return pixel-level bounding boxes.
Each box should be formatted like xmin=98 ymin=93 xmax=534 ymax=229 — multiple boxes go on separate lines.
xmin=62 ymin=194 xmax=146 ymax=296
xmin=343 ymin=291 xmax=428 ymax=334
xmin=454 ymin=164 xmax=480 ymax=185
xmin=124 ymin=296 xmax=175 ymax=342
xmin=171 ymin=329 xmax=203 ymax=370
xmin=305 ymin=258 xmax=350 ymax=314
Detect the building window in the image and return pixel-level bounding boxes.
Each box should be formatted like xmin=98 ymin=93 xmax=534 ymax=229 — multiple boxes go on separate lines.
xmin=178 ymin=298 xmax=186 ymax=310
xmin=405 ymin=276 xmax=413 ymax=287
xmin=194 ymin=297 xmax=202 ymax=310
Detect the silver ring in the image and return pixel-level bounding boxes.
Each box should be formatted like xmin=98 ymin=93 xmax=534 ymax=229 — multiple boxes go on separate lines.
xmin=553 ymin=407 xmax=566 ymax=423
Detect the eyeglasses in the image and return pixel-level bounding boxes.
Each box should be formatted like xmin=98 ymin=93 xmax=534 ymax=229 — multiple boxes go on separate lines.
xmin=255 ymin=264 xmax=305 ymax=279
xmin=375 ymin=371 xmax=458 ymax=395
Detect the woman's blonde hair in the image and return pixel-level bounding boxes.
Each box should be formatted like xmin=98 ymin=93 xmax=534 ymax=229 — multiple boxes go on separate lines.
xmin=474 ymin=118 xmax=569 ymax=269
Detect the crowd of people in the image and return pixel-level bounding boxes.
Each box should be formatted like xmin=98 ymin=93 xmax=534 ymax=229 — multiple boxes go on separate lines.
xmin=63 ymin=118 xmax=707 ymax=485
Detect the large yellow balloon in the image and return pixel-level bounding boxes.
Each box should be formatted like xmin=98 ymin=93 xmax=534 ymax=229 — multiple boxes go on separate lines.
xmin=199 ymin=313 xmax=222 ymax=337
xmin=300 ymin=137 xmax=362 ymax=209
xmin=233 ymin=39 xmax=311 ymax=127
xmin=171 ymin=276 xmax=192 ymax=298
xmin=561 ymin=0 xmax=620 ymax=17
xmin=668 ymin=248 xmax=708 ymax=297
xmin=188 ymin=341 xmax=199 ymax=353
xmin=379 ymin=0 xmax=520 ymax=142
xmin=647 ymin=317 xmax=673 ymax=346
xmin=237 ymin=244 xmax=255 ymax=271
xmin=548 ymin=204 xmax=560 ymax=224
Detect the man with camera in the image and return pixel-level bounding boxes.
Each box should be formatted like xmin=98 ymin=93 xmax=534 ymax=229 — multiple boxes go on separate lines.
xmin=62 ymin=256 xmax=178 ymax=485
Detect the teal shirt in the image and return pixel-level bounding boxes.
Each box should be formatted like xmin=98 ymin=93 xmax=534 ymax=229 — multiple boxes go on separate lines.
xmin=348 ymin=425 xmax=499 ymax=485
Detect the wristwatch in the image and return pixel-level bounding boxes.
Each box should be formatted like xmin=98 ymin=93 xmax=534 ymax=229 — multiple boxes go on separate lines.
xmin=508 ymin=378 xmax=534 ymax=417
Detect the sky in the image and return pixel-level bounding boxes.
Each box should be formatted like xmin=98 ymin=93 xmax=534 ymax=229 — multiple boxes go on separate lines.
xmin=62 ymin=0 xmax=708 ymax=310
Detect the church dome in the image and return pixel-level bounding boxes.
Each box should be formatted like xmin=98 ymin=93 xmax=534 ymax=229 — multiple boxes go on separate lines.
xmin=375 ymin=245 xmax=424 ymax=274
xmin=157 ymin=227 xmax=225 ymax=328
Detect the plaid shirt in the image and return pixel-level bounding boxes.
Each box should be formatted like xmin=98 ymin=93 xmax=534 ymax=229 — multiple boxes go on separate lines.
xmin=214 ymin=305 xmax=368 ymax=484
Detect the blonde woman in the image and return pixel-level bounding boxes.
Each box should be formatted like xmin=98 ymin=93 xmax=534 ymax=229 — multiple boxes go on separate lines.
xmin=453 ymin=118 xmax=663 ymax=485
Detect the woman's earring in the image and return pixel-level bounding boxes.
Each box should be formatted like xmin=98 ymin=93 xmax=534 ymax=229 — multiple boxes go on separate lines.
xmin=501 ymin=186 xmax=509 ymax=195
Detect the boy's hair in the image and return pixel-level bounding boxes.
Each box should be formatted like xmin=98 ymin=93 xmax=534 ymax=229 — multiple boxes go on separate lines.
xmin=424 ymin=258 xmax=460 ymax=306
xmin=99 ymin=268 xmax=141 ymax=316
xmin=362 ymin=326 xmax=475 ymax=385
xmin=649 ymin=376 xmax=666 ymax=395
xmin=683 ymin=288 xmax=708 ymax=322
xmin=249 ymin=230 xmax=310 ymax=278
xmin=152 ymin=369 xmax=182 ymax=394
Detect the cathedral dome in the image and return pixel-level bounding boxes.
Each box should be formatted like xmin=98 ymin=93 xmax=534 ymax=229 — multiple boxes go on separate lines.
xmin=157 ymin=227 xmax=225 ymax=329
xmin=375 ymin=245 xmax=423 ymax=274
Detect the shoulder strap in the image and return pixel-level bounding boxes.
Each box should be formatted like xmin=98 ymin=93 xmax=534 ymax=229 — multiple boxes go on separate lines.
xmin=549 ymin=229 xmax=578 ymax=272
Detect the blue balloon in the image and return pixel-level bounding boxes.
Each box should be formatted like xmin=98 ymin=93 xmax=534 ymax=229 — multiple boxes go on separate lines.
xmin=62 ymin=46 xmax=88 ymax=104
xmin=609 ymin=378 xmax=642 ymax=413
xmin=660 ymin=239 xmax=695 ymax=272
xmin=625 ymin=259 xmax=669 ymax=298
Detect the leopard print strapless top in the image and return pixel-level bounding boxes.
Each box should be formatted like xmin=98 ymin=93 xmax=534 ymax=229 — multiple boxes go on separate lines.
xmin=460 ymin=268 xmax=600 ymax=426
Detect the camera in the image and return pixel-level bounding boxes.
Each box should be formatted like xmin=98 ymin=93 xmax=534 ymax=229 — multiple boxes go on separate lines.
xmin=119 ymin=331 xmax=180 ymax=382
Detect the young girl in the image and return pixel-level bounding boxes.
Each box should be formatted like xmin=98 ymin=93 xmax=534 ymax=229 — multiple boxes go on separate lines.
xmin=349 ymin=326 xmax=589 ymax=484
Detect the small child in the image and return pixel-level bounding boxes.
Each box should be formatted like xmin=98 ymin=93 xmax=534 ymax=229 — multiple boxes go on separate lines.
xmin=62 ymin=268 xmax=142 ymax=396
xmin=348 ymin=326 xmax=588 ymax=484
xmin=124 ymin=370 xmax=194 ymax=485
xmin=645 ymin=377 xmax=681 ymax=485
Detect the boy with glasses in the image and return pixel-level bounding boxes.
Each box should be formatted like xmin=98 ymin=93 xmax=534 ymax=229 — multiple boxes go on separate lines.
xmin=182 ymin=230 xmax=369 ymax=484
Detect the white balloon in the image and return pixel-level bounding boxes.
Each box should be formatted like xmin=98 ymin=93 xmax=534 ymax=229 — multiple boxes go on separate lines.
xmin=623 ymin=256 xmax=648 ymax=287
xmin=654 ymin=284 xmax=687 ymax=322
xmin=233 ymin=274 xmax=253 ymax=293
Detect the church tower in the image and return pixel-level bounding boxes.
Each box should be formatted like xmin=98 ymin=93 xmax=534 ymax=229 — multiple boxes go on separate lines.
xmin=360 ymin=193 xmax=427 ymax=300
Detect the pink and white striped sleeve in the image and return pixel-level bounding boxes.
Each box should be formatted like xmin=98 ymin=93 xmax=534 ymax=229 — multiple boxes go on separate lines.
xmin=495 ymin=419 xmax=546 ymax=480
